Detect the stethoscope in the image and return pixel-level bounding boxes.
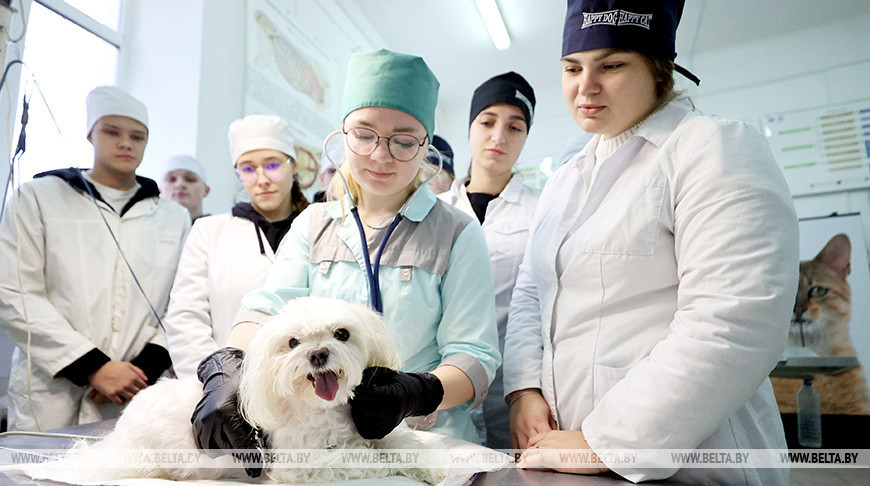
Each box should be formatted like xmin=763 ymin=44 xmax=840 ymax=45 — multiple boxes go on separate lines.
xmin=321 ymin=130 xmax=443 ymax=313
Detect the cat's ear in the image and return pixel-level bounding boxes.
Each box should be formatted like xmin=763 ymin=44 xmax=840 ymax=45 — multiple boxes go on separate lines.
xmin=816 ymin=233 xmax=851 ymax=280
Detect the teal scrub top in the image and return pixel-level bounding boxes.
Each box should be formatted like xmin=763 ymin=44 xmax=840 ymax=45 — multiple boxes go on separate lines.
xmin=239 ymin=186 xmax=500 ymax=442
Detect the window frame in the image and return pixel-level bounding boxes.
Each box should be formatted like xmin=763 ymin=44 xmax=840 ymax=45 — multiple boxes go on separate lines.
xmin=35 ymin=0 xmax=122 ymax=47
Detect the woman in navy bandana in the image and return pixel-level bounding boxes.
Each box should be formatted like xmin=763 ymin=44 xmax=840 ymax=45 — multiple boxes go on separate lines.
xmin=504 ymin=2 xmax=797 ymax=484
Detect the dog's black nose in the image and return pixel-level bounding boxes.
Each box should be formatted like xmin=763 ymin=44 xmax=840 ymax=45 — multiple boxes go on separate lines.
xmin=308 ymin=347 xmax=329 ymax=367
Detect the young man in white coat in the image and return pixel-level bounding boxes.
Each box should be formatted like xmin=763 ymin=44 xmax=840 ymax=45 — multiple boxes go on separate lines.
xmin=159 ymin=154 xmax=211 ymax=222
xmin=505 ymin=1 xmax=798 ymax=484
xmin=0 ymin=86 xmax=190 ymax=431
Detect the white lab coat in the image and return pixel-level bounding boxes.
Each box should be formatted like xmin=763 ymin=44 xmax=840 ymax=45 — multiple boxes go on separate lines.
xmin=0 ymin=172 xmax=190 ymax=431
xmin=439 ymin=173 xmax=540 ymax=448
xmin=504 ymin=99 xmax=798 ymax=484
xmin=163 ymin=213 xmax=277 ymax=379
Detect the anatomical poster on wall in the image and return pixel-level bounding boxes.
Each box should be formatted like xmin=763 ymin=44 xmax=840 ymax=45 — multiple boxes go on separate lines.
xmin=771 ymin=213 xmax=870 ymax=415
xmin=762 ymin=98 xmax=870 ymax=197
xmin=244 ymin=0 xmax=343 ymax=191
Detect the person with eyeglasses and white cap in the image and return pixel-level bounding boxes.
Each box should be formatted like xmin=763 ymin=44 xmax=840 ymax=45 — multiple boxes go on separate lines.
xmin=0 ymin=86 xmax=190 ymax=431
xmin=189 ymin=49 xmax=500 ymax=478
xmin=159 ymin=154 xmax=211 ymax=221
xmin=505 ymin=1 xmax=798 ymax=483
xmin=163 ymin=114 xmax=309 ymax=381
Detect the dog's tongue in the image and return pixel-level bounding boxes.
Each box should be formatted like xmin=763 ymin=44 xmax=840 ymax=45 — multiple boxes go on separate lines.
xmin=313 ymin=371 xmax=339 ymax=401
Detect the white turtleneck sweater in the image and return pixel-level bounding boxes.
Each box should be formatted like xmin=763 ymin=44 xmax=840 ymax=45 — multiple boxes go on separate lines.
xmin=587 ymin=117 xmax=647 ymax=189
xmin=556 ymin=118 xmax=648 ymax=276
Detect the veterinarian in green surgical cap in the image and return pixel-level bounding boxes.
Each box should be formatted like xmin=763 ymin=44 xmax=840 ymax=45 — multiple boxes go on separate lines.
xmin=190 ymin=48 xmax=500 ymax=478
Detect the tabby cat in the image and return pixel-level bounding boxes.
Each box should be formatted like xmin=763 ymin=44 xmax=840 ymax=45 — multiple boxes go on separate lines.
xmin=771 ymin=233 xmax=870 ymax=414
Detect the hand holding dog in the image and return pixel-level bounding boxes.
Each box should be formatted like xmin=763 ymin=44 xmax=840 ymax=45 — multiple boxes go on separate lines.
xmin=191 ymin=347 xmax=263 ymax=478
xmin=350 ymin=366 xmax=444 ymax=439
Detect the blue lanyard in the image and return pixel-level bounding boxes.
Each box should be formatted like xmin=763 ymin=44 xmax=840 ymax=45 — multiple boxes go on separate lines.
xmin=321 ymin=129 xmax=444 ymax=314
xmin=350 ymin=207 xmax=402 ymax=313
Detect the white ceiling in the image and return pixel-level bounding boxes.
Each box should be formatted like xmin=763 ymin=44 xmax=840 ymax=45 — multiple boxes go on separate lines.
xmin=348 ymin=0 xmax=870 ymax=122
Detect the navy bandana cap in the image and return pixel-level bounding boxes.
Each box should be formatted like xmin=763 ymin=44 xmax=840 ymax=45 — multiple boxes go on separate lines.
xmin=562 ymin=0 xmax=700 ymax=86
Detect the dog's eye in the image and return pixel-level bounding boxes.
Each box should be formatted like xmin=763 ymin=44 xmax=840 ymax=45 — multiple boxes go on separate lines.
xmin=334 ymin=328 xmax=350 ymax=342
xmin=288 ymin=338 xmax=300 ymax=349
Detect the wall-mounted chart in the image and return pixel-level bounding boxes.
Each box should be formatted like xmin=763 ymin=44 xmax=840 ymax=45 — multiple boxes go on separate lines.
xmin=762 ymin=98 xmax=870 ymax=196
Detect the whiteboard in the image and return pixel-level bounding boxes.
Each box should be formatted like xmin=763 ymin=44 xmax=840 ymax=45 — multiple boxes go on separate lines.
xmin=762 ymin=98 xmax=870 ymax=196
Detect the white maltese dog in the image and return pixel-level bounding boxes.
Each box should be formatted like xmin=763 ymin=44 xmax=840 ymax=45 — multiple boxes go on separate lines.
xmin=38 ymin=296 xmax=446 ymax=484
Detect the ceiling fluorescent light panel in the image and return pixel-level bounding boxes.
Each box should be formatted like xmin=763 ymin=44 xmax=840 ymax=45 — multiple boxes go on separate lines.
xmin=475 ymin=0 xmax=510 ymax=50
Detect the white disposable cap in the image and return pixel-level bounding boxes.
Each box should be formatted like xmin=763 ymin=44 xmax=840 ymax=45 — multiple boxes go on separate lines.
xmin=85 ymin=86 xmax=148 ymax=135
xmin=227 ymin=114 xmax=296 ymax=164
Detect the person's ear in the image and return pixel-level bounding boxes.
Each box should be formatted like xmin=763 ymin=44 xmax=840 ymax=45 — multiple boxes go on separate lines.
xmin=204 ymin=185 xmax=211 ymax=196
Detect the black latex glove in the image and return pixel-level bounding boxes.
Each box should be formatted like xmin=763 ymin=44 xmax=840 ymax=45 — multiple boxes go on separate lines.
xmin=191 ymin=347 xmax=263 ymax=478
xmin=350 ymin=366 xmax=444 ymax=440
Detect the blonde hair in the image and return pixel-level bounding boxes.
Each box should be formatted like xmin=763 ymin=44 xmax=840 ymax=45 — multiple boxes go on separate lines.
xmin=327 ymin=147 xmax=436 ymax=217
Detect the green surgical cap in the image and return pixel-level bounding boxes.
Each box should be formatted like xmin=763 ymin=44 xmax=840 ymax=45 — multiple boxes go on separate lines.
xmin=341 ymin=49 xmax=439 ymax=139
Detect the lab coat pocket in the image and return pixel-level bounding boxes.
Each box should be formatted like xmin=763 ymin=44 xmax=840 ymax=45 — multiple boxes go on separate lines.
xmin=489 ymin=221 xmax=528 ymax=264
xmin=151 ymin=231 xmax=184 ymax=270
xmin=139 ymin=231 xmax=184 ymax=298
xmin=581 ymin=175 xmax=665 ymax=256
xmin=592 ymin=363 xmax=632 ymax=408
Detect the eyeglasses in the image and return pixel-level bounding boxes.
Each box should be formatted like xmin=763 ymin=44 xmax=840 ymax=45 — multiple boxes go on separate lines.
xmin=342 ymin=126 xmax=427 ymax=162
xmin=235 ymin=158 xmax=292 ymax=186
